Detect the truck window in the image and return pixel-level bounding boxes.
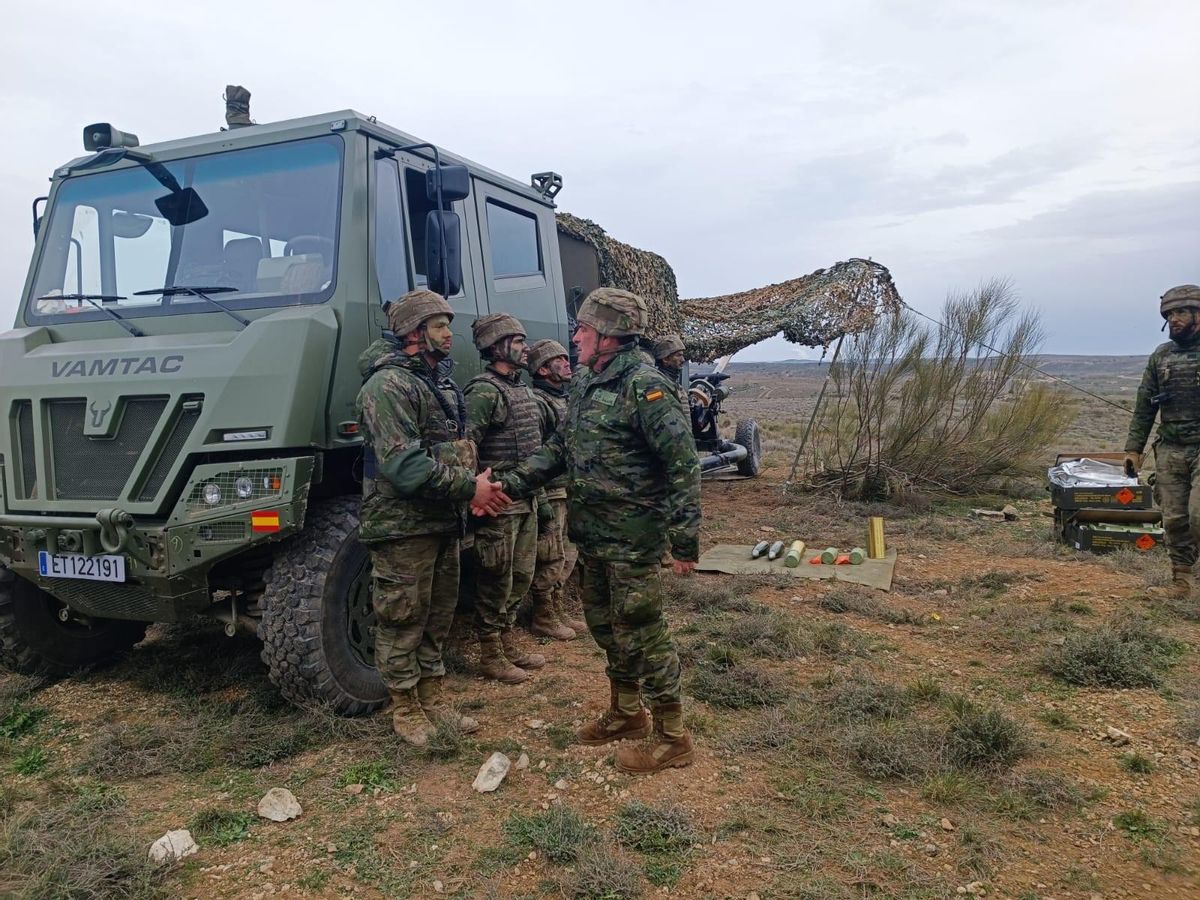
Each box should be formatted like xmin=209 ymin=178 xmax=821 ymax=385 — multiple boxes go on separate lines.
xmin=485 ymin=200 xmax=541 ymax=277
xmin=27 ymin=135 xmax=344 ymax=323
xmin=404 ymin=167 xmax=434 ymax=282
xmin=375 ymin=158 xmax=411 ymax=303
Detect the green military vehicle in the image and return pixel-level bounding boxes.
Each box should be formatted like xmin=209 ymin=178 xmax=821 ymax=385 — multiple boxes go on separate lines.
xmin=0 ymin=101 xmax=579 ymax=714
xmin=0 ymin=94 xmax=899 ymax=714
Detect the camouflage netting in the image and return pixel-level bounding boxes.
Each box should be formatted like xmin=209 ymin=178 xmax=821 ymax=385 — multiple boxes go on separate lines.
xmin=556 ymin=213 xmax=902 ymax=363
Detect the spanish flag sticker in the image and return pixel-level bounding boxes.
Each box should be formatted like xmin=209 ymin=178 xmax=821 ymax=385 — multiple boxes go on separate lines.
xmin=644 ymin=389 xmax=664 ymax=402
xmin=251 ymin=511 xmax=281 ymax=533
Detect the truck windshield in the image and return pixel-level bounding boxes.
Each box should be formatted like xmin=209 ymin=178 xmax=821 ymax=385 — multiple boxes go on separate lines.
xmin=27 ymin=135 xmax=343 ymax=323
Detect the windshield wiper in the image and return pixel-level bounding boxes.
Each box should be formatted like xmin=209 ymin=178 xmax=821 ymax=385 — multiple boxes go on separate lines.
xmin=37 ymin=293 xmax=144 ymax=337
xmin=133 ymin=286 xmax=249 ymax=329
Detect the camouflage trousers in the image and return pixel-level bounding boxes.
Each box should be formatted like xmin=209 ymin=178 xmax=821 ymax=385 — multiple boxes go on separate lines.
xmin=369 ymin=534 xmax=460 ymax=692
xmin=1152 ymin=441 xmax=1200 ymax=570
xmin=577 ymin=553 xmax=682 ymax=705
xmin=530 ymin=497 xmax=578 ymax=608
xmin=472 ymin=510 xmax=537 ymax=636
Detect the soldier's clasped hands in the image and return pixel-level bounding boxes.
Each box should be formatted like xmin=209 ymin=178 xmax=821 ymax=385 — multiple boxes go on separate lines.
xmin=471 ymin=467 xmax=511 ymax=517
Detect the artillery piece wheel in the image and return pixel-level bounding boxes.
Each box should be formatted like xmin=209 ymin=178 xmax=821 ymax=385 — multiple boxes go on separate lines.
xmin=0 ymin=566 xmax=147 ymax=674
xmin=735 ymin=419 xmax=763 ymax=477
xmin=258 ymin=496 xmax=388 ymax=716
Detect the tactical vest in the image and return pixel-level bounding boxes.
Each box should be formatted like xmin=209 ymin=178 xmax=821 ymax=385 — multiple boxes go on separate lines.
xmin=1157 ymin=347 xmax=1200 ymax=426
xmin=469 ymin=369 xmax=542 ymax=470
xmin=533 ymin=380 xmax=569 ymax=498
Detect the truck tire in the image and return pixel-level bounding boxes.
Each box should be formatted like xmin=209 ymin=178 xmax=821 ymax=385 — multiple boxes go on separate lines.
xmin=0 ymin=566 xmax=147 ymax=674
xmin=735 ymin=419 xmax=763 ymax=477
xmin=258 ymin=496 xmax=387 ymax=716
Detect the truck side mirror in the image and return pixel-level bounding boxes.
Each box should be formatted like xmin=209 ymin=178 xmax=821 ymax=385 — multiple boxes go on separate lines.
xmin=425 ymin=210 xmax=462 ymax=296
xmin=426 ymin=165 xmax=469 ymax=204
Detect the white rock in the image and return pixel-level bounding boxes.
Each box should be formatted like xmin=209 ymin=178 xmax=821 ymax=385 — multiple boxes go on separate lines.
xmin=526 ymin=719 xmax=546 ymax=729
xmin=257 ymin=788 xmax=302 ymax=822
xmin=515 ymin=753 xmax=530 ymax=770
xmin=880 ymin=813 xmax=900 ymax=827
xmin=472 ymin=752 xmax=512 ymax=793
xmin=1104 ymin=726 xmax=1132 ymax=746
xmin=554 ymin=778 xmax=569 ymax=790
xmin=148 ymin=829 xmax=198 ymax=864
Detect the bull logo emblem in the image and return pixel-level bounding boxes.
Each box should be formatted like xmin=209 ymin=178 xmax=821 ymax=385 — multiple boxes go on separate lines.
xmin=89 ymin=399 xmax=113 ymax=428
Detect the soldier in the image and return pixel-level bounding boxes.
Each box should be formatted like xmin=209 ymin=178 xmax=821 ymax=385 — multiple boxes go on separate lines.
xmin=1125 ymin=284 xmax=1200 ymax=600
xmin=465 ymin=313 xmax=547 ymax=683
xmin=653 ymin=334 xmax=686 ymax=382
xmin=355 ymin=289 xmax=509 ymax=745
xmin=526 ymin=339 xmax=587 ymax=640
xmin=497 ymin=288 xmax=702 ymax=775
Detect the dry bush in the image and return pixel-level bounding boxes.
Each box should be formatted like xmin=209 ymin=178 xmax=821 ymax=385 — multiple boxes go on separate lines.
xmin=807 ymin=280 xmax=1074 ymax=499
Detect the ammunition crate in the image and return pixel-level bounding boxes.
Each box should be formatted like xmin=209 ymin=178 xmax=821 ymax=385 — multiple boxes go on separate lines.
xmin=1049 ymin=483 xmax=1153 ymax=511
xmin=1064 ymin=521 xmax=1164 ymax=554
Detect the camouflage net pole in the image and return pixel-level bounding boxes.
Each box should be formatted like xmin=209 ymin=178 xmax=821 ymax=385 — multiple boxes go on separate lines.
xmin=556 ymin=214 xmax=902 ymax=362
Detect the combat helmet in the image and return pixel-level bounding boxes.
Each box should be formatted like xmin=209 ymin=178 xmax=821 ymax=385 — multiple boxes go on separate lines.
xmin=386 ymin=289 xmax=453 ymax=336
xmin=653 ymin=334 xmax=685 ymax=361
xmin=576 ymin=288 xmax=648 ymax=337
xmin=472 ymin=313 xmax=526 ymax=351
xmin=527 ymin=339 xmax=569 ymax=374
xmin=1161 ymin=285 xmax=1200 ymax=319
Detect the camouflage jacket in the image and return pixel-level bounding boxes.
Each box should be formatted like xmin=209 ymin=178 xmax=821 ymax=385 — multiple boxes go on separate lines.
xmin=464 ymin=366 xmax=540 ymax=513
xmin=501 ymin=348 xmax=701 ymax=564
xmin=355 ymin=339 xmax=477 ymax=542
xmin=532 ymin=378 xmax=569 ymax=498
xmin=1126 ymin=334 xmax=1200 ymax=451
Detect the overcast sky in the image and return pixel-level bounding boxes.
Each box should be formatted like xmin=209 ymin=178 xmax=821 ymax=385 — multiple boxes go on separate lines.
xmin=1 ymin=0 xmax=1195 ymax=360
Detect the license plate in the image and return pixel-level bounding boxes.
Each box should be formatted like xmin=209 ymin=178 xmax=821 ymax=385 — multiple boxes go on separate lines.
xmin=38 ymin=551 xmax=126 ymax=582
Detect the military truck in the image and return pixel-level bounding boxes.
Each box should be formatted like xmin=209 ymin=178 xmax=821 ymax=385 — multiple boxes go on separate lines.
xmin=0 ymin=97 xmax=900 ymax=714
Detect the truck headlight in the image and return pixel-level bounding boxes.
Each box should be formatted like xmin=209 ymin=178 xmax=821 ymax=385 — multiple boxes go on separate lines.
xmin=235 ymin=477 xmax=254 ymax=499
xmin=202 ymin=483 xmax=222 ymax=505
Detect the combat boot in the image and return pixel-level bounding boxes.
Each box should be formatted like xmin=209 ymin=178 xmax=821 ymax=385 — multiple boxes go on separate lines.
xmin=388 ymin=688 xmax=437 ymax=747
xmin=554 ymin=595 xmax=588 ymax=636
xmin=531 ymin=595 xmax=576 ymax=641
xmin=478 ymin=633 xmax=529 ymax=684
xmin=501 ymin=628 xmax=546 ymax=670
xmin=416 ymin=677 xmax=480 ymax=733
xmin=1148 ymin=566 xmax=1192 ymax=600
xmin=614 ymin=702 xmax=694 ymax=775
xmin=576 ymin=680 xmax=651 ymax=746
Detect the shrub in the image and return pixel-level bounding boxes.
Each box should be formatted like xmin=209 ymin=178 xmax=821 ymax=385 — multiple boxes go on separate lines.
xmin=944 ymin=701 xmax=1029 ymax=772
xmin=822 ymin=672 xmax=912 ymax=724
xmin=189 ymin=808 xmax=254 ymax=846
xmin=564 ymin=845 xmax=644 ymax=899
xmin=687 ymin=665 xmax=787 ymax=709
xmin=502 ymin=806 xmax=598 ymax=864
xmin=614 ymin=802 xmax=701 ymax=855
xmin=1043 ymin=615 xmax=1180 ymax=688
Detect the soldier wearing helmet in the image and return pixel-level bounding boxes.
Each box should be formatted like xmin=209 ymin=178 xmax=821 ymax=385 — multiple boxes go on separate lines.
xmin=464 ymin=313 xmax=548 ymax=683
xmin=652 ymin=334 xmax=687 ymax=381
xmin=525 ymin=339 xmax=587 ymax=641
xmin=497 ymin=287 xmax=702 ymax=775
xmin=1126 ymin=284 xmax=1200 ymax=601
xmin=355 ymin=289 xmax=510 ymax=745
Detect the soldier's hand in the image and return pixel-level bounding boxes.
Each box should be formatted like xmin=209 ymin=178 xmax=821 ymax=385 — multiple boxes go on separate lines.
xmin=672 ymin=559 xmax=696 ymax=576
xmin=471 ymin=468 xmax=511 ymax=516
xmin=1123 ymin=452 xmax=1142 ymax=478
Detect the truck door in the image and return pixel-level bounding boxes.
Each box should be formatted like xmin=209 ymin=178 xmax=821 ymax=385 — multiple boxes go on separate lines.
xmin=471 ymin=181 xmax=562 ymax=347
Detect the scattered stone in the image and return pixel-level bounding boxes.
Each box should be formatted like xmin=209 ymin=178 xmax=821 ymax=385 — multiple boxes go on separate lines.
xmin=149 ymin=829 xmax=198 ymax=864
xmin=526 ymin=719 xmax=546 ymax=729
xmin=940 ymin=818 xmax=955 ymax=832
xmin=1104 ymin=726 xmax=1131 ymax=746
xmin=538 ymin=760 xmax=549 ymax=770
xmin=880 ymin=813 xmax=900 ymax=827
xmin=257 ymin=788 xmax=302 ymax=822
xmin=1002 ymin=505 xmax=1019 ymax=521
xmin=515 ymin=753 xmax=530 ymax=770
xmin=1049 ymin=636 xmax=1067 ymax=646
xmin=344 ymin=783 xmax=364 ymax=795
xmin=472 ymin=752 xmax=512 ymax=793
xmin=433 ymin=880 xmax=444 ymax=894
xmin=923 ymin=844 xmax=939 ymax=856
xmin=759 ymin=526 xmax=775 ymax=533
xmin=971 ymin=508 xmax=1005 ymax=521
xmin=554 ymin=778 xmax=569 ymax=790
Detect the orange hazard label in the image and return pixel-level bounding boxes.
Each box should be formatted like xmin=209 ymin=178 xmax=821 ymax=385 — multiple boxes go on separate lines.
xmin=1116 ymin=487 xmax=1135 ymax=505
xmin=1135 ymin=533 xmax=1155 ymax=551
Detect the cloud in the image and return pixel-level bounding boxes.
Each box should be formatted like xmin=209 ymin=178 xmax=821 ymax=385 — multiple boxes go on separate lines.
xmin=984 ymin=181 xmax=1200 ymax=242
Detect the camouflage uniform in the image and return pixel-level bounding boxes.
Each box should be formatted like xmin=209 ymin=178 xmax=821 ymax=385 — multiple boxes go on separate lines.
xmin=1127 ymin=285 xmax=1200 ymax=587
xmin=503 ymin=288 xmax=701 ymax=773
xmin=528 ymin=342 xmax=584 ymax=638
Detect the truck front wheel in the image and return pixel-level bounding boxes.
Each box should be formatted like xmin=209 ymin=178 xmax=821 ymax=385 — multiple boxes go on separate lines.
xmin=258 ymin=497 xmax=388 ymax=716
xmin=0 ymin=567 xmax=147 ymax=674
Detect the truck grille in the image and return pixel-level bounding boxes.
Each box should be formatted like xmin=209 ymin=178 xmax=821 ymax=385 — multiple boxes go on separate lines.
xmin=137 ymin=405 xmax=201 ymax=501
xmin=49 ymin=397 xmax=168 ymax=501
xmin=15 ymin=401 xmax=35 ymax=499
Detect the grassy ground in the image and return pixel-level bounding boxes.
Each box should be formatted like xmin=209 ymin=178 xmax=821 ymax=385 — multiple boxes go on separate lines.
xmin=2 ymin=360 xmax=1198 ymax=899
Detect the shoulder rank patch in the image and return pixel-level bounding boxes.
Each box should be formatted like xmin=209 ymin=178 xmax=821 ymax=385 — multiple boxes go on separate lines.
xmin=644 ymin=389 xmax=665 ymax=402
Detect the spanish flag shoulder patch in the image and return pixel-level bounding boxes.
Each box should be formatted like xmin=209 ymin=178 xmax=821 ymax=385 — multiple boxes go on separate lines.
xmin=644 ymin=389 xmax=664 ymax=402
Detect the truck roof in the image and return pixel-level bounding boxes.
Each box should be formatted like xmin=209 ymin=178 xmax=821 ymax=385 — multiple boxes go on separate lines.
xmin=58 ymin=109 xmax=555 ymax=208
